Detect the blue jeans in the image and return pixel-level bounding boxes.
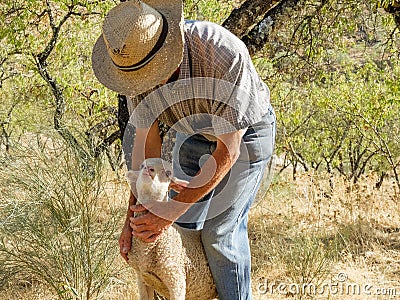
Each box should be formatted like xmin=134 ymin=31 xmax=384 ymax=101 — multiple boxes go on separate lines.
xmin=170 ymin=106 xmax=276 ymax=300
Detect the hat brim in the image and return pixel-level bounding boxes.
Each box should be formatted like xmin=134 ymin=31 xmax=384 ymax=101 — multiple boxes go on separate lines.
xmin=91 ymin=0 xmax=184 ymax=96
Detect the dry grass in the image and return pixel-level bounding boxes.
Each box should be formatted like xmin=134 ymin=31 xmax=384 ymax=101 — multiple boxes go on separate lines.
xmin=250 ymin=170 xmax=400 ymax=299
xmin=1 ymin=158 xmax=400 ymax=299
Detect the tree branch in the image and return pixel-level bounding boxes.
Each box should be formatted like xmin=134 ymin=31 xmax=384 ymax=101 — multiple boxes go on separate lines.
xmin=93 ymin=131 xmax=120 ymax=158
xmin=34 ymin=1 xmax=117 ymax=162
xmin=384 ymin=1 xmax=400 ymax=30
xmin=222 ymin=0 xmax=281 ymax=38
xmin=0 ymin=102 xmax=18 ymax=153
xmin=37 ymin=1 xmax=73 ymax=64
xmin=86 ymin=117 xmax=118 ymax=138
xmin=35 ymin=56 xmax=90 ymax=160
xmin=242 ymin=0 xmax=302 ymax=57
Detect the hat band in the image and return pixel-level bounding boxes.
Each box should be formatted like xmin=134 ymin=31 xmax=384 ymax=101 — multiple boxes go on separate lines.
xmin=113 ymin=13 xmax=169 ymax=72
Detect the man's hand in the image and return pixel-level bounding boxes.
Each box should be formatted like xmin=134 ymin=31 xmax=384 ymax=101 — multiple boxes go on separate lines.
xmin=119 ymin=222 xmax=133 ymax=262
xmin=130 ymin=204 xmax=173 ymax=243
xmin=129 ymin=201 xmax=189 ymax=243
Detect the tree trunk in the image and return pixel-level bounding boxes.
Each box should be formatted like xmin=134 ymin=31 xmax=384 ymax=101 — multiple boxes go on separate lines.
xmin=222 ymin=0 xmax=281 ymax=38
xmin=385 ymin=2 xmax=400 ymax=30
xmin=241 ymin=0 xmax=302 ymax=56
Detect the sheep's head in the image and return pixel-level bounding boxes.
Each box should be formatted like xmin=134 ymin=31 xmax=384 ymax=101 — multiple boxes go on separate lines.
xmin=126 ymin=158 xmax=187 ymax=205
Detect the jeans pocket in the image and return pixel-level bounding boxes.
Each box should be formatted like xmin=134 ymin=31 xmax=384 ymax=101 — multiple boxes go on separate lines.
xmin=237 ymin=106 xmax=276 ymax=163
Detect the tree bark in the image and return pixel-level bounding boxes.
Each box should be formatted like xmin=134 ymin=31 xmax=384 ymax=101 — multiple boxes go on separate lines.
xmin=241 ymin=0 xmax=302 ymax=56
xmin=222 ymin=0 xmax=281 ymax=38
xmin=385 ymin=2 xmax=400 ymax=30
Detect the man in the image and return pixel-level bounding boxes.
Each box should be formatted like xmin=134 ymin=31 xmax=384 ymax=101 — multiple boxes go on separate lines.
xmin=91 ymin=1 xmax=275 ymax=299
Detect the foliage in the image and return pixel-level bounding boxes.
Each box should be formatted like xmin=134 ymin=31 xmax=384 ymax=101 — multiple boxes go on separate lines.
xmin=183 ymin=0 xmax=234 ymax=22
xmin=0 ymin=135 xmax=125 ymax=299
xmin=254 ymin=0 xmax=400 ymax=188
xmin=1 ymin=0 xmax=398 ymax=185
xmin=274 ymin=63 xmax=399 ymax=183
xmin=0 ymin=0 xmax=119 ymax=165
xmin=376 ymin=0 xmax=400 ymax=9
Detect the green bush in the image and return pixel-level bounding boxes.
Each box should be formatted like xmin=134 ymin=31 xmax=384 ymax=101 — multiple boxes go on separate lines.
xmin=0 ymin=135 xmax=125 ymax=299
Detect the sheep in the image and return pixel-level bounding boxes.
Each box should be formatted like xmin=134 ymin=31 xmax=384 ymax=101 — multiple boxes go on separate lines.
xmin=126 ymin=158 xmax=218 ymax=300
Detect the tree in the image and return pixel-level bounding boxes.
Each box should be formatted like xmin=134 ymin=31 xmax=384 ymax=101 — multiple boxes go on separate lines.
xmin=114 ymin=0 xmax=400 ymax=188
xmin=1 ymin=0 xmax=399 ymax=187
xmin=0 ymin=0 xmax=119 ymax=168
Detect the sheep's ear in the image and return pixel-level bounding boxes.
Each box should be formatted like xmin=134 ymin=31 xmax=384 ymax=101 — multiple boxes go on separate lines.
xmin=169 ymin=177 xmax=189 ymax=193
xmin=126 ymin=170 xmax=140 ymax=184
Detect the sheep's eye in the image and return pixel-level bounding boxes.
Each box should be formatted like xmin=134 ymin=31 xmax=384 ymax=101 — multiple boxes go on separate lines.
xmin=149 ymin=168 xmax=155 ymax=172
xmin=140 ymin=164 xmax=144 ymax=169
xmin=165 ymin=170 xmax=171 ymax=177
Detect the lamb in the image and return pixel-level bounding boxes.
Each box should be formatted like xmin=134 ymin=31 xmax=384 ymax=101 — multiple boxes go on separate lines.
xmin=126 ymin=158 xmax=218 ymax=300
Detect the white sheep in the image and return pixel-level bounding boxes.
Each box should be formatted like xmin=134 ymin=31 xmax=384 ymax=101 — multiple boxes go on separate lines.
xmin=126 ymin=158 xmax=218 ymax=300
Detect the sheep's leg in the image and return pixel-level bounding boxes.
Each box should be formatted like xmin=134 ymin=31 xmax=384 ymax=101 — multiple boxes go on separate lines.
xmin=137 ymin=278 xmax=154 ymax=300
xmin=167 ymin=282 xmax=186 ymax=300
xmin=152 ymin=271 xmax=185 ymax=300
xmin=168 ymin=289 xmax=185 ymax=300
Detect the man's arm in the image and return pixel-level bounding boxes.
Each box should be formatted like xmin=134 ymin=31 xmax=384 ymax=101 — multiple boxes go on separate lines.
xmin=173 ymin=129 xmax=245 ymax=204
xmin=119 ymin=121 xmax=161 ymax=261
xmin=131 ymin=129 xmax=246 ymax=242
xmin=174 ymin=129 xmax=245 ymax=208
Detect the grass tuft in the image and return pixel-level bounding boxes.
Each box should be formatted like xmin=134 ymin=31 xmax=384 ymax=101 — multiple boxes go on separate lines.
xmin=0 ymin=134 xmax=128 ymax=300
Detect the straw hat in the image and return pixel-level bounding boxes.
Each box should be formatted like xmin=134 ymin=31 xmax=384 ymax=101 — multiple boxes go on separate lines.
xmin=92 ymin=0 xmax=184 ymax=96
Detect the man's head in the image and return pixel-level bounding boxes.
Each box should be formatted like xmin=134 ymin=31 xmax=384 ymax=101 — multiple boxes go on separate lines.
xmin=91 ymin=0 xmax=184 ymax=96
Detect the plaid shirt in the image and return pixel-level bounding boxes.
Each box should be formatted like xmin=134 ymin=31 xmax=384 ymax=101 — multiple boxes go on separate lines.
xmin=127 ymin=20 xmax=270 ymax=138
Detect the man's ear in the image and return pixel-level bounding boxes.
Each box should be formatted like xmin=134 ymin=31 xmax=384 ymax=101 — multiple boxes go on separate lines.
xmin=169 ymin=177 xmax=189 ymax=193
xmin=126 ymin=170 xmax=140 ymax=185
